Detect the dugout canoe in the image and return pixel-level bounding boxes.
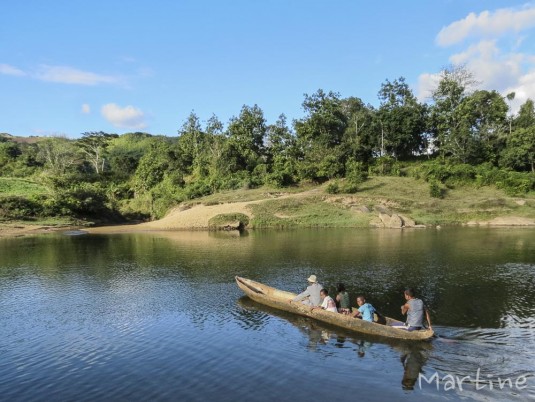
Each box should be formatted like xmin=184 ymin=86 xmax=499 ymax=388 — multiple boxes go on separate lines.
xmin=235 ymin=276 xmax=434 ymax=341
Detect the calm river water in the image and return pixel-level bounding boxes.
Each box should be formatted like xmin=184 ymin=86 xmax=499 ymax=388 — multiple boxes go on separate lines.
xmin=0 ymin=228 xmax=534 ymax=401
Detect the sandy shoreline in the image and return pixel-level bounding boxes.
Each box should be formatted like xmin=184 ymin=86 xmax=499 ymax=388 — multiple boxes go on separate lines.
xmin=2 ymin=206 xmax=535 ymax=239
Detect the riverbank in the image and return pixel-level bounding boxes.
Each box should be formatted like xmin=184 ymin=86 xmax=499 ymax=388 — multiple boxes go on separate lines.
xmin=3 ymin=176 xmax=535 ymax=237
xmin=86 ymin=176 xmax=535 ymax=233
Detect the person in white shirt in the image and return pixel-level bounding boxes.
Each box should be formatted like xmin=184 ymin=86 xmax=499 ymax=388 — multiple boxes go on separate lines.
xmin=312 ymin=289 xmax=338 ymax=313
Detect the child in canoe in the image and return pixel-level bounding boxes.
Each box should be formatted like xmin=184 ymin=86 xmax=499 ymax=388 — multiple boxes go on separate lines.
xmin=312 ymin=289 xmax=338 ymax=313
xmin=352 ymin=296 xmax=376 ymax=322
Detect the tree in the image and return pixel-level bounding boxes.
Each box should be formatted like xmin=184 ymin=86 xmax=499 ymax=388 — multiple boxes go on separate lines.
xmin=513 ymin=99 xmax=535 ymax=130
xmin=294 ymin=90 xmax=348 ymax=181
xmin=377 ymin=77 xmax=427 ymax=159
xmin=456 ymin=90 xmax=508 ymax=163
xmin=340 ymin=97 xmax=376 ymax=164
xmin=500 ymin=127 xmax=535 ymax=172
xmin=429 ymin=65 xmax=479 ymax=161
xmin=106 ymin=132 xmax=154 ymax=181
xmin=132 ymin=138 xmax=181 ymax=193
xmin=226 ymin=104 xmax=267 ymax=173
xmin=177 ymin=112 xmax=206 ymax=176
xmin=76 ymin=132 xmax=118 ymax=174
xmin=505 ymin=92 xmax=515 ymax=136
xmin=36 ymin=136 xmax=80 ymax=175
xmin=266 ymin=114 xmax=298 ymax=186
xmin=502 ymin=99 xmax=535 ymax=172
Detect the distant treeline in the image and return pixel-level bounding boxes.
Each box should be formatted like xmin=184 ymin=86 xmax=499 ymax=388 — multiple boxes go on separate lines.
xmin=0 ymin=66 xmax=534 ymax=222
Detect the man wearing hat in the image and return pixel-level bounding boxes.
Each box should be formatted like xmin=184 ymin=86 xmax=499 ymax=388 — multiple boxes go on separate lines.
xmin=289 ymin=275 xmax=323 ymax=306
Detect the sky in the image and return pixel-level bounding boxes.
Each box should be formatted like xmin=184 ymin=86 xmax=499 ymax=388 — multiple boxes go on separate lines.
xmin=2 ymin=0 xmax=535 ymax=138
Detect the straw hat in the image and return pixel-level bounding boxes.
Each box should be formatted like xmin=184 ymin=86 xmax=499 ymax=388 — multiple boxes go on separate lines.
xmin=307 ymin=275 xmax=317 ymax=283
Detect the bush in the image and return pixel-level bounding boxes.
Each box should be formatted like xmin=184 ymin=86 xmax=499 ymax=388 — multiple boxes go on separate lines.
xmin=345 ymin=160 xmax=368 ymax=184
xmin=0 ymin=196 xmax=43 ymax=220
xmin=51 ymin=182 xmax=113 ymax=218
xmin=184 ymin=180 xmax=212 ymax=199
xmin=342 ymin=182 xmax=359 ymax=194
xmin=496 ymin=175 xmax=534 ymax=196
xmin=369 ymin=156 xmax=396 ymax=175
xmin=326 ymin=181 xmax=340 ymax=194
xmin=429 ymin=181 xmax=443 ymax=199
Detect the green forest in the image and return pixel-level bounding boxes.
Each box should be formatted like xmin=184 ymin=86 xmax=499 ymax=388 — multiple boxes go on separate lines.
xmin=1 ymin=66 xmax=534 ymax=224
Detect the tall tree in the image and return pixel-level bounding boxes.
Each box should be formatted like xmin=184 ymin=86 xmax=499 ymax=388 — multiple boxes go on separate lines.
xmin=377 ymin=77 xmax=427 ymax=159
xmin=501 ymin=99 xmax=535 ymax=172
xmin=36 ymin=136 xmax=80 ymax=175
xmin=340 ymin=97 xmax=376 ymax=164
xmin=294 ymin=89 xmax=348 ymax=181
xmin=429 ymin=65 xmax=479 ymax=161
xmin=266 ymin=114 xmax=298 ymax=186
xmin=177 ymin=111 xmax=206 ymax=176
xmin=76 ymin=131 xmax=118 ymax=174
xmin=455 ymin=90 xmax=507 ymax=163
xmin=226 ymin=104 xmax=267 ymax=173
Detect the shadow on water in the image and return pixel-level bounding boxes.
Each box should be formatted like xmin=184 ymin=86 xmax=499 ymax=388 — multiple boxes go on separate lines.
xmin=237 ymin=296 xmax=433 ymax=390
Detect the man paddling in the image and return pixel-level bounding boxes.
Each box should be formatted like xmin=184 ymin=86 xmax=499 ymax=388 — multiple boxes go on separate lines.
xmin=289 ymin=275 xmax=323 ymax=306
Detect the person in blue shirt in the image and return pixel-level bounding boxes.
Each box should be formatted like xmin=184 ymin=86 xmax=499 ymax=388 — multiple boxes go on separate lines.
xmin=352 ymin=295 xmax=376 ymax=322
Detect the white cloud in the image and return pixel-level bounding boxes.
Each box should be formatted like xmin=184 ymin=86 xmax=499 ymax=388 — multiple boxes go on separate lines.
xmin=417 ymin=72 xmax=440 ymax=102
xmin=101 ymin=103 xmax=147 ymax=129
xmin=34 ymin=65 xmax=119 ymax=86
xmin=418 ymin=6 xmax=535 ymax=112
xmin=81 ymin=104 xmax=91 ymax=114
xmin=448 ymin=40 xmax=525 ymax=90
xmin=503 ymin=69 xmax=535 ymax=113
xmin=437 ymin=6 xmax=535 ymax=46
xmin=0 ymin=63 xmax=26 ymax=76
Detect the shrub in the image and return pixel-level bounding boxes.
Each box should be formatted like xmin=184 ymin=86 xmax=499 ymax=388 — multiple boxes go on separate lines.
xmin=345 ymin=160 xmax=368 ymax=184
xmin=326 ymin=181 xmax=340 ymax=194
xmin=429 ymin=181 xmax=443 ymax=199
xmin=0 ymin=196 xmax=43 ymax=220
xmin=369 ymin=156 xmax=396 ymax=175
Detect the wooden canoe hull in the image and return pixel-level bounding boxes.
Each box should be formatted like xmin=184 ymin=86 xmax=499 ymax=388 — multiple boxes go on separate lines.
xmin=235 ymin=276 xmax=434 ymax=341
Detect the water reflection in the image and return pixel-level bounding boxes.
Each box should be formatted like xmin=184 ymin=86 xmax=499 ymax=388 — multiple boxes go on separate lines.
xmin=398 ymin=345 xmax=430 ymax=390
xmin=1 ymin=227 xmax=534 ymax=401
xmin=237 ymin=296 xmax=433 ymax=390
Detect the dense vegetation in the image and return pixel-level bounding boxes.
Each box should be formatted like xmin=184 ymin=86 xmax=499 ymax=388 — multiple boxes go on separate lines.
xmin=1 ymin=66 xmax=534 ymax=224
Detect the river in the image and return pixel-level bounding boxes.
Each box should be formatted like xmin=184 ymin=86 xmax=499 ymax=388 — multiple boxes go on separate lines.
xmin=0 ymin=228 xmax=534 ymax=401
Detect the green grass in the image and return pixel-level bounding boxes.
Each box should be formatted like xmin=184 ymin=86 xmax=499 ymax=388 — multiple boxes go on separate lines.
xmin=356 ymin=175 xmax=535 ymax=225
xmin=249 ymin=196 xmax=373 ymax=228
xmin=193 ymin=183 xmax=318 ymax=205
xmin=0 ymin=178 xmax=48 ymax=197
xmin=243 ymin=176 xmax=534 ymax=228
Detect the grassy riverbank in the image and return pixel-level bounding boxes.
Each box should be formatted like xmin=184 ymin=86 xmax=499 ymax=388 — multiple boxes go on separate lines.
xmin=142 ymin=175 xmax=535 ymax=231
xmin=2 ymin=175 xmax=535 ymax=236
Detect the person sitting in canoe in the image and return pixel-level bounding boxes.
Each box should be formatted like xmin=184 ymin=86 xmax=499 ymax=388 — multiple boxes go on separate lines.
xmin=352 ymin=296 xmax=376 ymax=322
xmin=289 ymin=275 xmax=323 ymax=306
xmin=393 ymin=288 xmax=433 ymax=331
xmin=335 ymin=283 xmax=351 ymax=314
xmin=311 ymin=289 xmax=338 ymax=313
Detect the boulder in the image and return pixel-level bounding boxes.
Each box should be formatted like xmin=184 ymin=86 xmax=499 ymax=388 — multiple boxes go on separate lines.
xmin=369 ymin=216 xmax=385 ymax=227
xmin=388 ymin=214 xmax=404 ymax=228
xmin=400 ymin=215 xmax=416 ymax=227
xmin=374 ymin=205 xmax=392 ymax=215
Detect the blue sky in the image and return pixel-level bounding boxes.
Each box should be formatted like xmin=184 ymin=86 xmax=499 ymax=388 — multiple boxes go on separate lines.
xmin=2 ymin=1 xmax=535 ymax=138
